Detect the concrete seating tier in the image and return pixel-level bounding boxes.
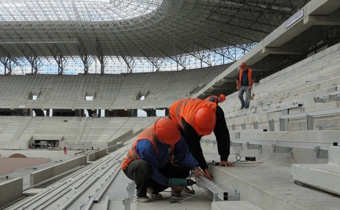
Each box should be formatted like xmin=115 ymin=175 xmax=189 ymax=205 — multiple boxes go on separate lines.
xmin=221 ymin=43 xmax=340 ymax=121
xmin=4 ymin=149 xmax=124 ymax=210
xmin=0 ymin=117 xmax=157 ymax=150
xmin=0 ymin=65 xmax=225 ymax=110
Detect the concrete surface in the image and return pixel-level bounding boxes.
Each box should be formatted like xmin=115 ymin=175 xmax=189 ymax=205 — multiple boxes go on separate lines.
xmin=212 ymin=201 xmax=262 ymax=210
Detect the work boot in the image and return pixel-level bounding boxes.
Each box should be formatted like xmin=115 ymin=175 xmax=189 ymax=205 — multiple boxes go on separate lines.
xmin=182 ymin=187 xmax=195 ymax=196
xmin=137 ymin=196 xmax=150 ymax=203
xmin=240 ymin=105 xmax=244 ymax=110
xmin=171 ymin=189 xmax=182 ymax=197
xmin=147 ymin=187 xmax=163 ymax=200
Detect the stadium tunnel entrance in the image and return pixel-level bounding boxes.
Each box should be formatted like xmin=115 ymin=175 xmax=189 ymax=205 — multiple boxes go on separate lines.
xmin=31 ymin=140 xmax=60 ymax=149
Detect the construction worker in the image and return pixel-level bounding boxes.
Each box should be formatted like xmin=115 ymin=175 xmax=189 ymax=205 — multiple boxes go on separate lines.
xmin=169 ymin=96 xmax=233 ymax=181
xmin=236 ymin=62 xmax=255 ymax=109
xmin=121 ymin=118 xmax=204 ymax=203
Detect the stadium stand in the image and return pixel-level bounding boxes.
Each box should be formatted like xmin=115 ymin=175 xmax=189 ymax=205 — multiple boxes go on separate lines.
xmin=1 ymin=0 xmax=340 ymax=210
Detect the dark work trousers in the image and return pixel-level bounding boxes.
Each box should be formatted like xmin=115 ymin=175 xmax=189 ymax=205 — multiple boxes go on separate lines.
xmin=123 ymin=159 xmax=189 ymax=197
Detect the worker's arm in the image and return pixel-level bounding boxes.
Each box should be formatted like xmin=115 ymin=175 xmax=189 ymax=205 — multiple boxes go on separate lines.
xmin=214 ymin=106 xmax=233 ymax=167
xmin=236 ymin=74 xmax=241 ymax=90
xmin=181 ymin=118 xmax=208 ymax=171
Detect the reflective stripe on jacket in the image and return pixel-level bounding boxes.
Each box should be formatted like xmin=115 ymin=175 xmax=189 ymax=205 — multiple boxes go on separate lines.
xmin=169 ymin=98 xmax=217 ymax=130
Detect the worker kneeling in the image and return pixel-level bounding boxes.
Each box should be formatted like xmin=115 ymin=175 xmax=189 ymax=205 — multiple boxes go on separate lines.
xmin=121 ymin=118 xmax=204 ymax=203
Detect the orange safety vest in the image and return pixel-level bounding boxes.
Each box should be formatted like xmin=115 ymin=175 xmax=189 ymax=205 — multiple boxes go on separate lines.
xmin=169 ymin=98 xmax=217 ymax=130
xmin=238 ymin=68 xmax=254 ymax=86
xmin=120 ymin=126 xmax=174 ymax=170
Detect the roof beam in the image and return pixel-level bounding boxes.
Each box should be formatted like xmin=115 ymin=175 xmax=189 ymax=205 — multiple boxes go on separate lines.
xmin=262 ymin=47 xmax=302 ymax=55
xmin=303 ymin=15 xmax=340 ymax=26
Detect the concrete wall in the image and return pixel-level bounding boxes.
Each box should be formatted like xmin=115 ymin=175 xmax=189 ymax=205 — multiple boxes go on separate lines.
xmin=107 ymin=129 xmax=133 ymax=147
xmin=0 ymin=177 xmax=23 ymax=208
xmin=87 ymin=148 xmax=107 ymax=161
xmin=30 ymin=155 xmax=87 ymax=186
xmin=107 ymin=142 xmax=124 ymax=153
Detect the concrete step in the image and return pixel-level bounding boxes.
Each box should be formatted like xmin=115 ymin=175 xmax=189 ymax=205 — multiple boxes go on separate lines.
xmin=212 ymin=201 xmax=262 ymax=210
xmin=291 ymin=146 xmax=340 ymax=196
xmin=211 ymin=161 xmax=340 ymax=210
xmin=329 ymin=146 xmax=340 ymax=165
xmin=292 ymin=163 xmax=340 ymax=196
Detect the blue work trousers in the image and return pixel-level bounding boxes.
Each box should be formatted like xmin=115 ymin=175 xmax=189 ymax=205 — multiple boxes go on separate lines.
xmin=238 ymin=85 xmax=251 ymax=108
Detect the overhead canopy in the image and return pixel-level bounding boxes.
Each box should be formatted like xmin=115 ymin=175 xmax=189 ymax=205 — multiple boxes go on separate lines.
xmin=0 ymin=0 xmax=310 ymax=58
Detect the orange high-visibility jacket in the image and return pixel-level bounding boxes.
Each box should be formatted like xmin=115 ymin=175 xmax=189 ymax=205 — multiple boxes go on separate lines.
xmin=169 ymin=98 xmax=217 ymax=130
xmin=120 ymin=127 xmax=174 ymax=170
xmin=238 ymin=68 xmax=254 ymax=86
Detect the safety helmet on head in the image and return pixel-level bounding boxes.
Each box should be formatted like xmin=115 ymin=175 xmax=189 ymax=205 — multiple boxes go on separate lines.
xmin=239 ymin=62 xmax=247 ymax=69
xmin=194 ymin=106 xmax=216 ymax=135
xmin=154 ymin=118 xmax=180 ymax=145
xmin=219 ymin=94 xmax=226 ymax=103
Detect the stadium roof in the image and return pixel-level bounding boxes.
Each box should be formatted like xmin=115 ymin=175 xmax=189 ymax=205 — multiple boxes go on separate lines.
xmin=0 ymin=0 xmax=310 ymax=59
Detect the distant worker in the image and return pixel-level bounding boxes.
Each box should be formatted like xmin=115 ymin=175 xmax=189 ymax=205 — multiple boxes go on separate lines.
xmin=63 ymin=146 xmax=67 ymax=155
xmin=121 ymin=118 xmax=204 ymax=203
xmin=236 ymin=62 xmax=255 ymax=109
xmin=169 ymin=96 xmax=233 ymax=181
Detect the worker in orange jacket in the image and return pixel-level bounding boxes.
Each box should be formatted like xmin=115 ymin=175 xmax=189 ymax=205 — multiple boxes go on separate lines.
xmin=236 ymin=62 xmax=255 ymax=109
xmin=121 ymin=118 xmax=204 ymax=202
xmin=169 ymin=96 xmax=233 ymax=181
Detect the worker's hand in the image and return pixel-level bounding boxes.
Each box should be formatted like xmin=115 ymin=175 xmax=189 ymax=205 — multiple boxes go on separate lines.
xmin=203 ymin=168 xmax=214 ymax=181
xmin=171 ymin=186 xmax=185 ymax=192
xmin=219 ymin=160 xmax=234 ymax=167
xmin=193 ymin=167 xmax=204 ymax=178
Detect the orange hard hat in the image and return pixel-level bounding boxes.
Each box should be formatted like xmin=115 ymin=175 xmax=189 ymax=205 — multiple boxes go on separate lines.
xmin=219 ymin=94 xmax=226 ymax=103
xmin=239 ymin=62 xmax=247 ymax=69
xmin=154 ymin=118 xmax=180 ymax=145
xmin=193 ymin=106 xmax=216 ymax=135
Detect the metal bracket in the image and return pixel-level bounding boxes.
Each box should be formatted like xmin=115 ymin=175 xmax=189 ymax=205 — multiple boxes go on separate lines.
xmin=246 ymin=142 xmax=262 ymax=154
xmin=122 ymin=198 xmax=131 ymax=210
xmin=273 ymin=145 xmax=290 ymax=153
xmin=127 ymin=182 xmax=135 ymax=201
xmin=273 ymin=145 xmax=292 ymax=159
xmin=287 ymin=148 xmax=292 ymax=159
xmin=313 ymin=146 xmax=328 ymax=159
xmin=231 ymin=141 xmax=243 ymax=148
xmin=122 ymin=182 xmax=136 ymax=210
xmin=234 ymin=188 xmax=240 ymax=201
